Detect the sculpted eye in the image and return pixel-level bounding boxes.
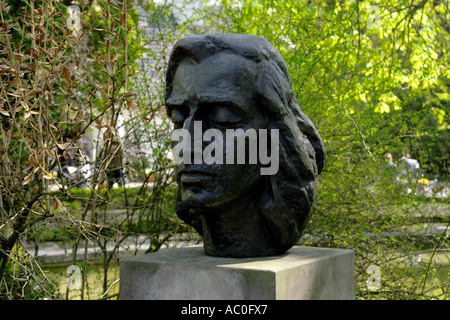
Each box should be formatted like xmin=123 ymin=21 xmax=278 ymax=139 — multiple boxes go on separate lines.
xmin=211 ymin=107 xmax=244 ymax=128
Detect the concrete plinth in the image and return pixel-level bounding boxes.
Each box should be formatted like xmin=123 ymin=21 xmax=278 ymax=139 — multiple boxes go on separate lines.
xmin=119 ymin=245 xmax=355 ymax=300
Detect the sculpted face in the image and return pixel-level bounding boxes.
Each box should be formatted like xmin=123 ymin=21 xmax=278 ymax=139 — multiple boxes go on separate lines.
xmin=165 ymin=33 xmax=325 ymax=257
xmin=166 ymin=52 xmax=266 ymax=210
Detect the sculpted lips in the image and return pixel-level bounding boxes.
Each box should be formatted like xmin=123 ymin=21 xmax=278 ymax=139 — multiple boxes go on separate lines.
xmin=179 ymin=170 xmax=215 ymax=184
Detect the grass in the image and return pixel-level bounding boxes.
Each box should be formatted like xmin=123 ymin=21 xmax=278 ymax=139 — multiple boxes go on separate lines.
xmin=45 ymin=262 xmax=121 ymax=300
xmin=356 ymin=251 xmax=450 ymax=300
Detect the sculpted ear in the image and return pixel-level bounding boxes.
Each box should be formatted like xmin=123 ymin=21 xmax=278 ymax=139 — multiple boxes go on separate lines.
xmin=255 ymin=61 xmax=326 ymax=174
xmin=255 ymin=60 xmax=323 ymax=250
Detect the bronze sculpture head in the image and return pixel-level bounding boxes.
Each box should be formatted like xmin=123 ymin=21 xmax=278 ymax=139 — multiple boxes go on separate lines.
xmin=165 ymin=33 xmax=325 ymax=257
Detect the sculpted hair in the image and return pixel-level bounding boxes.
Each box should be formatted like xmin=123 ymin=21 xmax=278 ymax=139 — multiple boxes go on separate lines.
xmin=165 ymin=34 xmax=326 ymax=251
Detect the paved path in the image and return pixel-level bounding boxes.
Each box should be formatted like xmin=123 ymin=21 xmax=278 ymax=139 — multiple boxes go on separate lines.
xmin=27 ymin=234 xmax=201 ymax=267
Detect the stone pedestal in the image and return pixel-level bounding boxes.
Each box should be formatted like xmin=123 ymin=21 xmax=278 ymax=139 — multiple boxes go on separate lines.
xmin=119 ymin=245 xmax=355 ymax=300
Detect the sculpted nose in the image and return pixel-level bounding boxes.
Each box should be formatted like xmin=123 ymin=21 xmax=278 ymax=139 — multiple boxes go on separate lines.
xmin=182 ymin=111 xmax=205 ymax=165
xmin=183 ymin=114 xmax=195 ymax=132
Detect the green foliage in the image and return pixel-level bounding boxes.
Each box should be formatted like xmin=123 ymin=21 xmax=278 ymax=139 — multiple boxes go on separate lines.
xmin=212 ymin=0 xmax=449 ymax=173
xmin=0 ymin=244 xmax=62 ymax=299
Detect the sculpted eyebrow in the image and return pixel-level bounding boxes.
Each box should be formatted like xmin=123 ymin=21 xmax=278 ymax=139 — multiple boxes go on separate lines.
xmin=166 ymin=96 xmax=187 ymax=115
xmin=166 ymin=96 xmax=187 ymax=107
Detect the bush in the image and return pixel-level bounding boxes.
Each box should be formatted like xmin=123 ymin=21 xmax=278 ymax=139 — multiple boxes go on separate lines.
xmin=0 ymin=0 xmax=201 ymax=300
